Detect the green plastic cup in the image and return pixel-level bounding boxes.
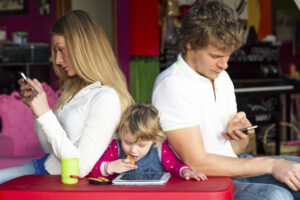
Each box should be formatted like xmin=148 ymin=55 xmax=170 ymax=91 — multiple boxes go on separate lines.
xmin=61 ymin=158 xmax=79 ymax=184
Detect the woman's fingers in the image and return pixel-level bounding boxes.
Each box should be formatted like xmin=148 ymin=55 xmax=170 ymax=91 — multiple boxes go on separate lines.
xmin=22 ymin=89 xmax=34 ymax=97
xmin=25 ymin=78 xmax=38 ymax=92
xmin=18 ymin=78 xmax=26 ymax=85
xmin=26 ymin=78 xmax=45 ymax=94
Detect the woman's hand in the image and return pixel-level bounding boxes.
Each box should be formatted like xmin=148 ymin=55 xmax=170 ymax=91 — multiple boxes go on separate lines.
xmin=106 ymin=159 xmax=138 ymax=175
xmin=18 ymin=78 xmax=34 ymax=106
xmin=18 ymin=78 xmax=51 ymax=118
xmin=182 ymin=168 xmax=207 ymax=181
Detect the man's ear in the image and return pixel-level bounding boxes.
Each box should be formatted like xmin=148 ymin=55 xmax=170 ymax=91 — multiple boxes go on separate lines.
xmin=186 ymin=43 xmax=191 ymax=49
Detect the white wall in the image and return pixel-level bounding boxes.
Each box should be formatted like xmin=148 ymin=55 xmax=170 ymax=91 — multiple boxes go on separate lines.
xmin=72 ymin=0 xmax=113 ymax=45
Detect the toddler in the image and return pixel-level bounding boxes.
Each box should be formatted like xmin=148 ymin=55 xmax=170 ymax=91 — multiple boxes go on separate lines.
xmin=90 ymin=103 xmax=207 ymax=181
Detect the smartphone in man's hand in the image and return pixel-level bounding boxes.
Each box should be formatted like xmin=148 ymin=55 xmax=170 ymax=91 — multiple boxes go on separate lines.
xmin=225 ymin=125 xmax=258 ymax=138
xmin=238 ymin=125 xmax=258 ymax=134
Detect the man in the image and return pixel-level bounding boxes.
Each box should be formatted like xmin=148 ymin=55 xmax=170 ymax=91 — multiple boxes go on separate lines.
xmin=152 ymin=0 xmax=300 ymax=199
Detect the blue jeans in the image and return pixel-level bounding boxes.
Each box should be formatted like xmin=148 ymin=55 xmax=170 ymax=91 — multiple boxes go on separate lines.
xmin=234 ymin=154 xmax=300 ymax=200
xmin=0 ymin=161 xmax=36 ymax=184
xmin=0 ymin=154 xmax=49 ymax=184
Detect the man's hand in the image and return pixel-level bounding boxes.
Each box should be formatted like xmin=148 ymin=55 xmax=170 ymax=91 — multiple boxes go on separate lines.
xmin=222 ymin=112 xmax=253 ymax=155
xmin=226 ymin=112 xmax=254 ymax=134
xmin=272 ymin=159 xmax=300 ymax=191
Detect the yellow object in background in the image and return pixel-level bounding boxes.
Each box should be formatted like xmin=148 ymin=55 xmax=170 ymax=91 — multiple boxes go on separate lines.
xmin=248 ymin=0 xmax=261 ymax=35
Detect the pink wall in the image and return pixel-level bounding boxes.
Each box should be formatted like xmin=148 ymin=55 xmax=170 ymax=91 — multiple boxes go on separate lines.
xmin=116 ymin=0 xmax=130 ymax=87
xmin=0 ymin=0 xmax=56 ymax=45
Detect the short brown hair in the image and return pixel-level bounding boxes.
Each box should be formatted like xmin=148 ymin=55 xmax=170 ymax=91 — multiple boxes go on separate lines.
xmin=177 ymin=0 xmax=244 ymax=55
xmin=118 ymin=103 xmax=166 ymax=145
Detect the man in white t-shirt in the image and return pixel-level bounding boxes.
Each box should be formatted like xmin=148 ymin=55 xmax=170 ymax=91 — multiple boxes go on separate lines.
xmin=152 ymin=1 xmax=300 ymax=199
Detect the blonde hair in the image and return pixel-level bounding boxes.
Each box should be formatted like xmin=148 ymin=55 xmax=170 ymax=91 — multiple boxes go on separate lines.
xmin=118 ymin=103 xmax=166 ymax=145
xmin=51 ymin=10 xmax=133 ymax=113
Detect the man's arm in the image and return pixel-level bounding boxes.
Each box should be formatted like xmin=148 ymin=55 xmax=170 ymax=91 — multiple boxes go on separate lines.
xmin=165 ymin=126 xmax=270 ymax=177
xmin=165 ymin=126 xmax=300 ymax=191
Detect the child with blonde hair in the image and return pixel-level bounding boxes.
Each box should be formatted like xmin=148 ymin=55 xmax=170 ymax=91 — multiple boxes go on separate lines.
xmin=90 ymin=103 xmax=207 ymax=180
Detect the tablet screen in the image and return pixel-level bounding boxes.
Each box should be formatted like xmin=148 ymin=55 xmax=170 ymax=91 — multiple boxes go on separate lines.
xmin=112 ymin=172 xmax=171 ymax=185
xmin=120 ymin=173 xmax=164 ymax=181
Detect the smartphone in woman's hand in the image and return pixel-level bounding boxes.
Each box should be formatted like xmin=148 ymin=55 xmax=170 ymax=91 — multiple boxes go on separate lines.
xmin=19 ymin=72 xmax=28 ymax=81
xmin=19 ymin=72 xmax=35 ymax=91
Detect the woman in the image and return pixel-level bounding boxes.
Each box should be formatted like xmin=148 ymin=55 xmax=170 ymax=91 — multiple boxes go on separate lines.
xmin=0 ymin=10 xmax=133 ymax=184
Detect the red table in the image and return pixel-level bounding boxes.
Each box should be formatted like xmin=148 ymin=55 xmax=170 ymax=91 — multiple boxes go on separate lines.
xmin=0 ymin=175 xmax=234 ymax=200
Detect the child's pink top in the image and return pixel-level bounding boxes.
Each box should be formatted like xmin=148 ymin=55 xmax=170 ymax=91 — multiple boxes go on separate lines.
xmin=89 ymin=139 xmax=189 ymax=178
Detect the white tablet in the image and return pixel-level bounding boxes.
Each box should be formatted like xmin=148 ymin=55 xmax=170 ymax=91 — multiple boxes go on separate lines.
xmin=112 ymin=172 xmax=171 ymax=185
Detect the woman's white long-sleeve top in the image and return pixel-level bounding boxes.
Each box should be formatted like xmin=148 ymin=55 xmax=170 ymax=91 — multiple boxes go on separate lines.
xmin=34 ymin=81 xmax=121 ymax=177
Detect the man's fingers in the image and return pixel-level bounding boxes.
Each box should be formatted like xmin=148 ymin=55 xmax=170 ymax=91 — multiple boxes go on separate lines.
xmin=232 ymin=112 xmax=246 ymax=122
xmin=247 ymin=129 xmax=255 ymax=135
xmin=222 ymin=131 xmax=240 ymax=141
xmin=238 ymin=111 xmax=246 ymax=118
xmin=234 ymin=130 xmax=247 ymax=139
xmin=286 ymin=180 xmax=298 ymax=191
xmin=290 ymin=176 xmax=300 ymax=191
xmin=221 ymin=132 xmax=231 ymax=140
xmin=227 ymin=131 xmax=242 ymax=140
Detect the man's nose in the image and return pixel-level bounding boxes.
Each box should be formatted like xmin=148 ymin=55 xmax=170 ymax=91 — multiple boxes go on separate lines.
xmin=218 ymin=57 xmax=229 ymax=70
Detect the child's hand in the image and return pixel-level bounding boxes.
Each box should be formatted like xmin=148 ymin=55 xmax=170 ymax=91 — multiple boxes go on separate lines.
xmin=182 ymin=168 xmax=207 ymax=181
xmin=106 ymin=159 xmax=138 ymax=174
